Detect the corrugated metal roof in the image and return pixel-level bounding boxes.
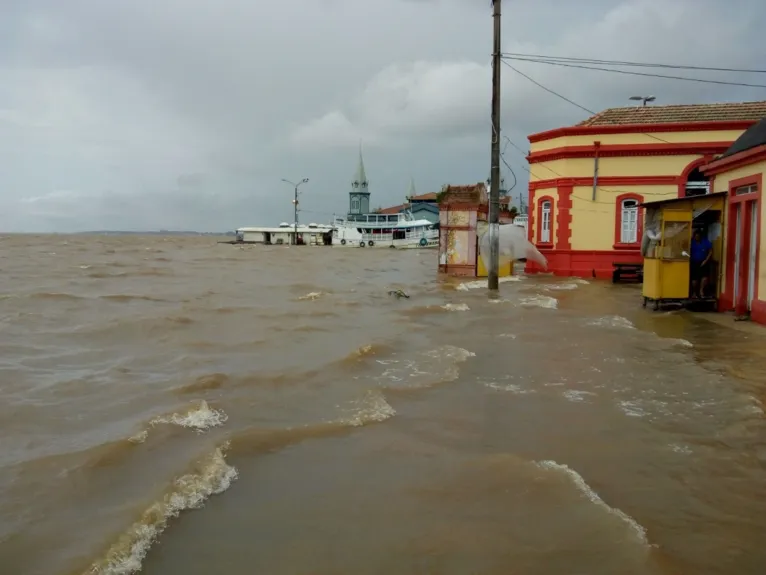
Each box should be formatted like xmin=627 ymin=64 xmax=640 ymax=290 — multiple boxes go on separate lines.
xmin=577 ymin=101 xmax=766 ymax=126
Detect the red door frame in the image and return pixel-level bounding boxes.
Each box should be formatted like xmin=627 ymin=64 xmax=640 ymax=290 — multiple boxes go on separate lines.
xmin=724 ymin=175 xmax=762 ymax=315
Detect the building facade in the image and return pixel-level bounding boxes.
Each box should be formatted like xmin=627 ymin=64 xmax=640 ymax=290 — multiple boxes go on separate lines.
xmin=701 ymin=118 xmax=766 ymax=324
xmin=525 ymin=101 xmax=766 ymax=278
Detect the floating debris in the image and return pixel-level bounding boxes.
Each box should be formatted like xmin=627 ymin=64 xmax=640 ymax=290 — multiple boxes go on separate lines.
xmin=388 ymin=289 xmax=410 ymax=299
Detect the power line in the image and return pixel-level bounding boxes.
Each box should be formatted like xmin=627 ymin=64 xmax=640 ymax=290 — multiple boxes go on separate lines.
xmin=501 ymin=60 xmax=596 ymax=116
xmin=500 ymin=60 xmax=672 ymax=145
xmin=500 ymin=52 xmax=766 ymax=75
xmin=501 ymin=56 xmax=766 ymax=89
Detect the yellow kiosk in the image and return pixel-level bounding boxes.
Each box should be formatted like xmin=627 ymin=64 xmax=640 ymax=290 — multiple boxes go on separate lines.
xmin=641 ymin=193 xmax=726 ymax=311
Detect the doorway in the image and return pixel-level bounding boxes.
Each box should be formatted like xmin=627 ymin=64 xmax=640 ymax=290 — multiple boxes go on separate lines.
xmin=728 ymin=193 xmax=760 ymax=316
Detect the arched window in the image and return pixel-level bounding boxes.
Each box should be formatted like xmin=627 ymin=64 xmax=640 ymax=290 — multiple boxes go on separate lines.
xmin=620 ymin=199 xmax=639 ymax=243
xmin=684 ymin=167 xmax=710 ymax=197
xmin=536 ymin=196 xmax=554 ymax=245
xmin=613 ymin=193 xmax=644 ymax=248
xmin=351 ymin=198 xmax=360 ymax=212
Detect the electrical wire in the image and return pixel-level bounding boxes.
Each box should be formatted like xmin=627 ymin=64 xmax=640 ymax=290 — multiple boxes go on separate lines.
xmin=500 ymin=52 xmax=766 ymax=75
xmin=500 ymin=60 xmax=673 ymax=145
xmin=501 ymin=56 xmax=766 ymax=89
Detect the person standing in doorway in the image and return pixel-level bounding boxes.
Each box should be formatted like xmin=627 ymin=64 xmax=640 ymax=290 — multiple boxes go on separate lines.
xmin=690 ymin=229 xmax=713 ymax=298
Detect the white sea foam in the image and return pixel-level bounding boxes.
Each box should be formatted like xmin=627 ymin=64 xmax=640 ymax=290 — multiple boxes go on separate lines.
xmin=562 ymin=390 xmax=596 ymax=402
xmin=441 ymin=302 xmax=470 ymax=311
xmin=519 ymin=295 xmax=558 ymax=309
xmin=456 ymin=276 xmax=521 ymax=290
xmin=150 ymin=400 xmax=228 ymax=433
xmin=618 ymin=400 xmax=648 ymax=418
xmin=587 ymin=315 xmax=635 ymax=329
xmin=664 ymin=338 xmax=693 ymax=348
xmin=298 ymin=291 xmax=323 ymax=301
xmin=343 ymin=390 xmax=396 ymax=426
xmin=669 ymin=443 xmax=693 ymax=455
xmin=542 ymin=282 xmax=579 ymax=291
xmin=376 ymin=345 xmax=475 ymax=388
xmin=536 ymin=460 xmax=648 ymax=544
xmin=127 ymin=430 xmax=148 ymax=444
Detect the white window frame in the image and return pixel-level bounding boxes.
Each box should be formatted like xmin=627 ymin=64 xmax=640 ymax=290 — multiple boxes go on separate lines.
xmin=620 ymin=199 xmax=639 ymax=244
xmin=540 ymin=200 xmax=551 ymax=243
xmin=735 ymin=184 xmax=758 ymax=196
xmin=351 ymin=198 xmax=360 ymax=211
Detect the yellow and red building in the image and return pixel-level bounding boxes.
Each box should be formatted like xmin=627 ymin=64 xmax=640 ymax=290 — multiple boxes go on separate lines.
xmin=701 ymin=118 xmax=766 ymax=324
xmin=525 ymin=101 xmax=766 ymax=278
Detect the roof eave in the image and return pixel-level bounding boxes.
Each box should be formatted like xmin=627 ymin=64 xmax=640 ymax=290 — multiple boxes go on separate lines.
xmin=701 ymin=143 xmax=766 ymax=176
xmin=528 ymin=119 xmax=758 ymax=144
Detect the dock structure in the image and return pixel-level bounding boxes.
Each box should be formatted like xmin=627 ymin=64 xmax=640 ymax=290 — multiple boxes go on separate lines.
xmin=233 ymin=223 xmax=334 ymax=246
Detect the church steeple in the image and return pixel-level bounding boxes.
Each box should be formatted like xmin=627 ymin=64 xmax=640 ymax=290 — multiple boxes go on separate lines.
xmin=407 ymin=177 xmax=417 ymax=199
xmin=349 ymin=143 xmax=370 ymax=216
xmin=352 ymin=145 xmax=368 ymax=189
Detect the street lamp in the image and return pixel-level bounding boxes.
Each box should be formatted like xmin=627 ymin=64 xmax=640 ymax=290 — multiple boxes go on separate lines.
xmin=629 ymin=95 xmax=656 ymax=107
xmin=281 ymin=177 xmax=309 ymax=245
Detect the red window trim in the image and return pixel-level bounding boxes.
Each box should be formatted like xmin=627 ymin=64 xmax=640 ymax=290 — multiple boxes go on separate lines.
xmin=613 ymin=192 xmax=644 ymax=250
xmin=536 ymin=195 xmax=555 ymax=247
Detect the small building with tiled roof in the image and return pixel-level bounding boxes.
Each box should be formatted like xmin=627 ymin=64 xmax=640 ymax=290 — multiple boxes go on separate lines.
xmin=700 ymin=117 xmax=766 ymax=324
xmin=526 ymin=100 xmax=766 ymax=279
xmin=377 ymin=181 xmax=515 ymax=224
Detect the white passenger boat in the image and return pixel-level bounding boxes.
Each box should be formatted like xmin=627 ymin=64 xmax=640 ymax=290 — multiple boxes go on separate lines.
xmin=332 ymin=211 xmax=438 ymax=249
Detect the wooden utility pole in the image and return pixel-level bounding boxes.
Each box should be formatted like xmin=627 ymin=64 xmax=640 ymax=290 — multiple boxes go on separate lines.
xmin=488 ymin=0 xmax=502 ymax=290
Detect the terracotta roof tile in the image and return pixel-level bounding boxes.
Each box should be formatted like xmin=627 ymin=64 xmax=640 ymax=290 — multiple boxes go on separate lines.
xmin=577 ymin=101 xmax=766 ymax=126
xmin=408 ymin=192 xmax=437 ymax=201
xmin=376 ymin=204 xmax=407 ymax=214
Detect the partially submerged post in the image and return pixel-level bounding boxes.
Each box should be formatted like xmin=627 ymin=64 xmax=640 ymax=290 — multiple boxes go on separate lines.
xmin=488 ymin=0 xmax=503 ymax=289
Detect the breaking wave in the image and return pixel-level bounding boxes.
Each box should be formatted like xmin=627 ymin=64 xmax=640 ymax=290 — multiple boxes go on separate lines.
xmin=536 ymin=460 xmax=648 ymax=545
xmin=150 ymin=400 xmax=228 ymax=433
xmin=84 ymin=444 xmax=238 ymax=575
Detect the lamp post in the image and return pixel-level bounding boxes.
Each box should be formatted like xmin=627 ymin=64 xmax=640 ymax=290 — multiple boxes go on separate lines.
xmin=281 ymin=177 xmax=309 ymax=245
xmin=629 ymin=95 xmax=656 ymax=107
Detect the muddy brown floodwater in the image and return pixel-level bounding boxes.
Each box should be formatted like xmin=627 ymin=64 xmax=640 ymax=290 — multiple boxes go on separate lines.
xmin=1 ymin=234 xmax=765 ymax=575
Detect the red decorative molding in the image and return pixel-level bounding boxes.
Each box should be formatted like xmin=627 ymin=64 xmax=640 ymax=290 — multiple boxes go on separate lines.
xmin=557 ymin=184 xmax=573 ymax=250
xmin=722 ymin=173 xmax=762 ymax=317
xmin=527 ymin=189 xmax=536 ymax=243
xmin=528 ymin=142 xmax=733 ymax=164
xmin=702 ymin=144 xmax=766 ymax=176
xmin=529 ymin=175 xmax=678 ymax=190
xmin=536 ymin=195 xmax=555 ymax=247
xmin=613 ymin=192 xmax=644 ymax=250
xmin=528 ymin=120 xmax=757 ymax=144
xmin=524 ymin=248 xmax=643 ymax=279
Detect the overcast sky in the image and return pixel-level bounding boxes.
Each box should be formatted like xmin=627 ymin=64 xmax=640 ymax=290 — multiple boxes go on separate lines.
xmin=2 ymin=0 xmax=766 ymax=232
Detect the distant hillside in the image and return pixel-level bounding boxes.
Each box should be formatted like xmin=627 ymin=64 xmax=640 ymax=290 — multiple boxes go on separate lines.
xmin=79 ymin=230 xmax=235 ymax=236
